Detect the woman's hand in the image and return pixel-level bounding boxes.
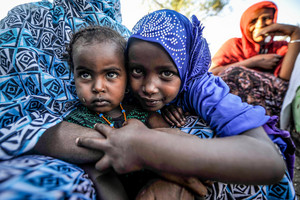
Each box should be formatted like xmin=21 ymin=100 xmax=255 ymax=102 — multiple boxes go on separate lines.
xmin=76 ymin=119 xmax=148 ymax=174
xmin=247 ymin=54 xmax=282 ymax=70
xmin=257 ymin=23 xmax=300 ymax=38
xmin=258 ymin=23 xmax=300 ymax=80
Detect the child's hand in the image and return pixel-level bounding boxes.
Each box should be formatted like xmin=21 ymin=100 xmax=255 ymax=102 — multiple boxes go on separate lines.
xmin=159 ymin=172 xmax=210 ymax=197
xmin=161 ymin=105 xmax=186 ymax=127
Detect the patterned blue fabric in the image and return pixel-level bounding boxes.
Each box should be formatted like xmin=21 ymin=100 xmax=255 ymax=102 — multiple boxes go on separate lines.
xmin=0 ymin=0 xmax=130 ymax=160
xmin=0 ymin=155 xmax=96 ymax=199
xmin=179 ymin=116 xmax=296 ymax=200
xmin=0 ymin=0 xmax=130 ymax=198
xmin=128 ymin=9 xmax=269 ymax=137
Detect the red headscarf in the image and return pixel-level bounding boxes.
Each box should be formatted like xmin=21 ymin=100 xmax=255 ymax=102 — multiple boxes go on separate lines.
xmin=211 ymin=1 xmax=288 ymax=76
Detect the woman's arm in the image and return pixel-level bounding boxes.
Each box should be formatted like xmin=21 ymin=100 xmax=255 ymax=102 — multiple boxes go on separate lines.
xmin=31 ymin=121 xmax=105 ymax=164
xmin=210 ymin=54 xmax=282 ymax=75
xmin=76 ymin=119 xmax=285 ymax=185
xmin=258 ymin=23 xmax=300 ymax=80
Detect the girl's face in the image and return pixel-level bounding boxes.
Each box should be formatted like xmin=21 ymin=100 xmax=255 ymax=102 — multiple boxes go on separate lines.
xmin=128 ymin=40 xmax=181 ymax=111
xmin=73 ymin=42 xmax=126 ymax=116
xmin=248 ymin=8 xmax=274 ymax=43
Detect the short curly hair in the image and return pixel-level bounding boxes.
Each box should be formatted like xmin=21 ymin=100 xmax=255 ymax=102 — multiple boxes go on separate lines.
xmin=67 ymin=25 xmax=127 ymax=71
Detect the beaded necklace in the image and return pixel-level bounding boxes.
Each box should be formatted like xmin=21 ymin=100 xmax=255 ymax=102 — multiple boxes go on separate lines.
xmin=97 ymin=103 xmax=127 ymax=128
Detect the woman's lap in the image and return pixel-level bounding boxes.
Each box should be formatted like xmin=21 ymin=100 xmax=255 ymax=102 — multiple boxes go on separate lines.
xmin=218 ymin=66 xmax=289 ymax=118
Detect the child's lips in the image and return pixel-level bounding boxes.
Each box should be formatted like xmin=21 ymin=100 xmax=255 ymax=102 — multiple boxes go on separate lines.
xmin=142 ymin=98 xmax=161 ymax=107
xmin=93 ymin=98 xmax=110 ymax=106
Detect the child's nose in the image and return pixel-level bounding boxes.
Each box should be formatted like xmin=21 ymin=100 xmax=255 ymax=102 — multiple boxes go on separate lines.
xmin=92 ymin=79 xmax=105 ymax=93
xmin=142 ymin=78 xmax=159 ymax=95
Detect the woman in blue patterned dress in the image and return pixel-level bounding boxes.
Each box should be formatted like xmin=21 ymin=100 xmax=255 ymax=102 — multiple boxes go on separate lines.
xmin=0 ymin=0 xmax=131 ymax=199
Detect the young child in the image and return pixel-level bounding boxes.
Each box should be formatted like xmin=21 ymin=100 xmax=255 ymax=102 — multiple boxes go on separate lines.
xmin=76 ymin=9 xmax=296 ymax=199
xmin=64 ymin=25 xmax=209 ymax=200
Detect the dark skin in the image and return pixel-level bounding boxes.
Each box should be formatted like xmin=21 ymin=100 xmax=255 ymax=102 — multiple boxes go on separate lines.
xmin=32 ymin=115 xmax=210 ymax=197
xmin=76 ymin=119 xmax=285 ymax=185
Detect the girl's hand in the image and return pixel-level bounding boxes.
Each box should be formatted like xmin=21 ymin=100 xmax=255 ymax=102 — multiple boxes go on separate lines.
xmin=161 ymin=105 xmax=187 ymax=127
xmin=158 ymin=173 xmax=211 ymax=197
xmin=76 ymin=119 xmax=148 ymax=174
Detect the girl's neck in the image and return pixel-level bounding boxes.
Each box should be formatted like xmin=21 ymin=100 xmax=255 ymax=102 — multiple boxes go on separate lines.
xmin=103 ymin=107 xmax=122 ymax=119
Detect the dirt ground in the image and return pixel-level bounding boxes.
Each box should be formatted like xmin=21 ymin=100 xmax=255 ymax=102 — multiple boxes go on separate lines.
xmin=291 ymin=131 xmax=300 ymax=198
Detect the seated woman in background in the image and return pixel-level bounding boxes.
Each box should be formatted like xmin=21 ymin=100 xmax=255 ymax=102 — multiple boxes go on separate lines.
xmin=209 ymin=1 xmax=300 ymax=120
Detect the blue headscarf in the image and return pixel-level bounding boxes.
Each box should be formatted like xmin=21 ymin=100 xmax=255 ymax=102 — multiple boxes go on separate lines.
xmin=129 ymin=9 xmax=210 ymax=94
xmin=128 ymin=9 xmax=269 ymax=137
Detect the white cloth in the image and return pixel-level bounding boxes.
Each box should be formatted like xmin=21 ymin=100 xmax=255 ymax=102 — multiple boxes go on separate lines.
xmin=280 ymin=53 xmax=300 ymax=130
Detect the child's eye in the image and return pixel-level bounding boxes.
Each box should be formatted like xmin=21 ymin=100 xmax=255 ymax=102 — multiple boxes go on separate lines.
xmin=131 ymin=68 xmax=143 ymax=76
xmin=161 ymin=71 xmax=174 ymax=78
xmin=80 ymin=72 xmax=92 ymax=79
xmin=107 ymin=72 xmax=118 ymax=79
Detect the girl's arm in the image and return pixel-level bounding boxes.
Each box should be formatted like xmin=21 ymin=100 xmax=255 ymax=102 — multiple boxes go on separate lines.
xmin=31 ymin=121 xmax=105 ymax=164
xmin=76 ymin=119 xmax=285 ymax=185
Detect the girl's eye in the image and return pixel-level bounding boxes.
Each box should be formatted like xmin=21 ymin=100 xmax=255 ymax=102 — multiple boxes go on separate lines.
xmin=107 ymin=72 xmax=118 ymax=79
xmin=131 ymin=68 xmax=143 ymax=76
xmin=161 ymin=71 xmax=174 ymax=78
xmin=80 ymin=72 xmax=92 ymax=79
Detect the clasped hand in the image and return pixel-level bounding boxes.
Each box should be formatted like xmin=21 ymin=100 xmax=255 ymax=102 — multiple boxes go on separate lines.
xmin=76 ymin=119 xmax=211 ymax=197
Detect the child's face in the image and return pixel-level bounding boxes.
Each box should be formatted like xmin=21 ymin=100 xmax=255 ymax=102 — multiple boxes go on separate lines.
xmin=128 ymin=40 xmax=181 ymax=111
xmin=73 ymin=42 xmax=126 ymax=114
xmin=248 ymin=8 xmax=274 ymax=43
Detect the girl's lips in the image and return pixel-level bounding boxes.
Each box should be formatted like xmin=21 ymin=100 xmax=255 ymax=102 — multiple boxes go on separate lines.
xmin=142 ymin=98 xmax=161 ymax=107
xmin=93 ymin=98 xmax=110 ymax=107
xmin=94 ymin=100 xmax=109 ymax=107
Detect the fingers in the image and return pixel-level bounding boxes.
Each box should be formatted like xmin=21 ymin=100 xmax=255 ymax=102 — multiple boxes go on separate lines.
xmin=76 ymin=136 xmax=107 ymax=151
xmin=94 ymin=123 xmax=113 ymax=138
xmin=184 ymin=177 xmax=208 ymax=197
xmin=161 ymin=105 xmax=186 ymax=127
xmin=95 ymin=155 xmax=111 ymax=172
xmin=160 ymin=173 xmax=208 ymax=197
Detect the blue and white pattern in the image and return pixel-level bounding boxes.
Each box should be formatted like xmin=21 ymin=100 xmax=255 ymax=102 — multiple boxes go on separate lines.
xmin=0 ymin=2 xmax=296 ymax=199
xmin=0 ymin=155 xmax=96 ymax=199
xmin=179 ymin=116 xmax=296 ymax=200
xmin=0 ymin=0 xmax=130 ymax=160
xmin=0 ymin=1 xmax=130 ymax=198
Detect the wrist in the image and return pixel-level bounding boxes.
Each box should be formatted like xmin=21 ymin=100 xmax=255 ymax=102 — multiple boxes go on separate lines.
xmin=289 ymin=39 xmax=300 ymax=44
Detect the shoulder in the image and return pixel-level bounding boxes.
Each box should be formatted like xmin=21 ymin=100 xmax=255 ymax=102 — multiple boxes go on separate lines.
xmin=125 ymin=104 xmax=149 ymax=124
xmin=63 ymin=104 xmax=98 ymax=128
xmin=220 ymin=38 xmax=241 ymax=48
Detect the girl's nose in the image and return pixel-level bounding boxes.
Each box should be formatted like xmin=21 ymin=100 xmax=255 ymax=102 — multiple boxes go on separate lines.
xmin=142 ymin=77 xmax=159 ymax=95
xmin=92 ymin=78 xmax=105 ymax=93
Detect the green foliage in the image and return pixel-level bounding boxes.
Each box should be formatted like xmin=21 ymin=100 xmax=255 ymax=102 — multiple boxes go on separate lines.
xmin=143 ymin=0 xmax=229 ymax=19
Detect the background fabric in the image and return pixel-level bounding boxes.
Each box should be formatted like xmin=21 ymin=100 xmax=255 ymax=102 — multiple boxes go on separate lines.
xmin=0 ymin=0 xmax=131 ymax=160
